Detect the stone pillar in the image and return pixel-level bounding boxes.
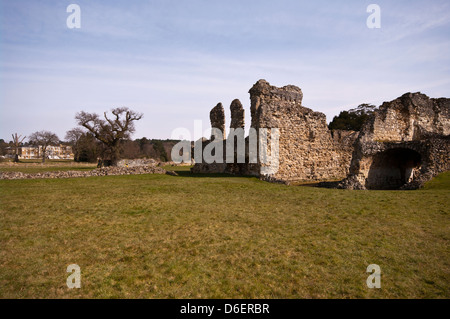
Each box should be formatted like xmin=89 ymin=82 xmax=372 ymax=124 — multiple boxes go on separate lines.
xmin=230 ymin=99 xmax=245 ymax=129
xmin=210 ymin=103 xmax=226 ymax=140
xmin=249 ymin=80 xmax=269 ymax=128
xmin=249 ymin=79 xmax=303 ymax=128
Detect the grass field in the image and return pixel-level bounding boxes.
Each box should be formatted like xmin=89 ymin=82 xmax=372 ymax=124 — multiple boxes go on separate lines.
xmin=0 ymin=165 xmax=449 ymax=299
xmin=0 ymin=160 xmax=96 ymax=173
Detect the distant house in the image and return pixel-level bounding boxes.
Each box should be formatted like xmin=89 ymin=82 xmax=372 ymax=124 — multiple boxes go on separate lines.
xmin=19 ymin=146 xmax=38 ymax=159
xmin=6 ymin=145 xmax=74 ymax=160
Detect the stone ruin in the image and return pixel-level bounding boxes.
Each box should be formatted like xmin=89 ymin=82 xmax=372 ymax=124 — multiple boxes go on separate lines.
xmin=192 ymin=79 xmax=358 ymax=183
xmin=191 ymin=79 xmax=450 ymax=190
xmin=339 ymin=92 xmax=450 ymax=190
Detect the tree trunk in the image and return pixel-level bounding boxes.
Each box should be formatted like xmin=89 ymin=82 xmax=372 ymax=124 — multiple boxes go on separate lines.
xmin=110 ymin=141 xmax=120 ymax=166
xmin=74 ymin=143 xmax=80 ymax=162
xmin=110 ymin=152 xmax=119 ymax=166
xmin=13 ymin=147 xmax=19 ymax=162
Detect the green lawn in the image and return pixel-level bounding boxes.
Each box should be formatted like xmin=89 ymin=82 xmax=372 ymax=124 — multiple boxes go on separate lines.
xmin=0 ymin=169 xmax=448 ymax=298
xmin=0 ymin=161 xmax=96 ymax=173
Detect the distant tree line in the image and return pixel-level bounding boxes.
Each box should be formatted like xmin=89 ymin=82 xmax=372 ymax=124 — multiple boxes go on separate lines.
xmin=0 ymin=139 xmax=10 ymax=156
xmin=0 ymin=135 xmax=180 ymax=163
xmin=1 ymin=107 xmax=179 ymax=165
xmin=64 ymin=133 xmax=179 ymax=163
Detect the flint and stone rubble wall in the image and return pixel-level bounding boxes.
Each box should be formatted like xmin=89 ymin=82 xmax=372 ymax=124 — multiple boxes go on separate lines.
xmin=339 ymin=93 xmax=450 ymax=190
xmin=249 ymin=80 xmax=357 ymax=182
xmin=0 ymin=165 xmax=176 ymax=180
xmin=192 ymin=79 xmax=358 ymax=183
xmin=192 ymin=81 xmax=449 ymax=189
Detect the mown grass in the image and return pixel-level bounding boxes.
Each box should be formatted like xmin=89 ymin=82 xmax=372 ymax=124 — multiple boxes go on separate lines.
xmin=0 ymin=169 xmax=448 ymax=299
xmin=0 ymin=161 xmax=96 ymax=173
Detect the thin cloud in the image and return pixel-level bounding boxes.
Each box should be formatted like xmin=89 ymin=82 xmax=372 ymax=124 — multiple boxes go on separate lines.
xmin=1 ymin=0 xmax=449 ymax=140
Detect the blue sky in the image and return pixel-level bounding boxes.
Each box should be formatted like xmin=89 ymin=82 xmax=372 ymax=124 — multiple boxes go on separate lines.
xmin=1 ymin=0 xmax=449 ymax=140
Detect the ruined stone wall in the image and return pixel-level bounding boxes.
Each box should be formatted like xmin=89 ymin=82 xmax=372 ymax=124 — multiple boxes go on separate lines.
xmin=331 ymin=129 xmax=359 ymax=176
xmin=361 ymin=93 xmax=450 ymax=143
xmin=0 ymin=165 xmax=171 ymax=180
xmin=192 ymin=80 xmax=357 ymax=183
xmin=191 ymin=84 xmax=449 ymax=188
xmin=248 ymin=80 xmax=355 ymax=182
xmin=340 ymin=92 xmax=450 ymax=190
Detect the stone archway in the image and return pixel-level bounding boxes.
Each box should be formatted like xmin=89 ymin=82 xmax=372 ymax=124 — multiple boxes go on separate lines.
xmin=366 ymin=148 xmax=422 ymax=190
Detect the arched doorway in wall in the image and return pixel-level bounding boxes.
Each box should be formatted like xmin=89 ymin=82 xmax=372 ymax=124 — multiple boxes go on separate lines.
xmin=367 ymin=148 xmax=422 ymax=189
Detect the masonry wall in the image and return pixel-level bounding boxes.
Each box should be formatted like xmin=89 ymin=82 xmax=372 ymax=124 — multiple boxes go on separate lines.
xmin=361 ymin=93 xmax=450 ymax=143
xmin=248 ymin=79 xmax=356 ymax=182
xmin=192 ymin=79 xmax=357 ymax=183
xmin=340 ymin=92 xmax=450 ymax=190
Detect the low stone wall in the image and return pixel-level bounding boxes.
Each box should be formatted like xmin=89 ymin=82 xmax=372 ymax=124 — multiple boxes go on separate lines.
xmin=117 ymin=159 xmax=159 ymax=167
xmin=0 ymin=165 xmax=174 ymax=180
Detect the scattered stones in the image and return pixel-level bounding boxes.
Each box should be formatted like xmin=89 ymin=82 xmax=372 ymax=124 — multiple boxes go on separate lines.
xmin=117 ymin=158 xmax=159 ymax=167
xmin=165 ymin=170 xmax=179 ymax=176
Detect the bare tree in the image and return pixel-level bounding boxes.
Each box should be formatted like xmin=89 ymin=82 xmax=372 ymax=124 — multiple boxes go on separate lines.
xmin=28 ymin=131 xmax=59 ymax=163
xmin=75 ymin=107 xmax=143 ymax=166
xmin=120 ymin=139 xmax=141 ymax=159
xmin=65 ymin=128 xmax=84 ymax=162
xmin=11 ymin=133 xmax=26 ymax=162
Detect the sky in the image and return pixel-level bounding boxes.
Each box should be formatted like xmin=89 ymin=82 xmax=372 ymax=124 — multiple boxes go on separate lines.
xmin=1 ymin=0 xmax=449 ymax=141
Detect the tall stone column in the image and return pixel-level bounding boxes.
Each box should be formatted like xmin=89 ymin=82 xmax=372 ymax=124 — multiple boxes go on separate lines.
xmin=210 ymin=103 xmax=226 ymax=140
xmin=230 ymin=99 xmax=245 ymax=129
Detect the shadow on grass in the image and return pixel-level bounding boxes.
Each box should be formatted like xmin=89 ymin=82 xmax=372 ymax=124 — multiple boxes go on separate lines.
xmin=163 ymin=165 xmax=256 ymax=179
